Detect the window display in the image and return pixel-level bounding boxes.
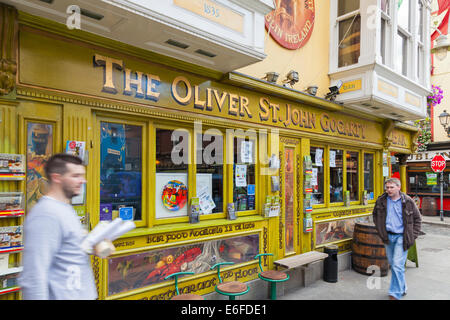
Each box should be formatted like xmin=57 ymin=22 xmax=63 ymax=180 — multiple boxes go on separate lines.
xmin=233 ymin=137 xmax=256 ymax=211
xmin=330 ymin=149 xmax=343 ymax=203
xmin=196 ymin=133 xmax=223 ymax=214
xmin=100 ymin=122 xmax=142 ymax=221
xmin=310 ymin=146 xmax=324 ymax=204
xmin=364 ymin=153 xmax=374 ymax=198
xmin=107 ymin=233 xmax=259 ymax=296
xmin=346 ymin=151 xmax=359 ymax=201
xmin=156 ymin=129 xmax=189 ymax=219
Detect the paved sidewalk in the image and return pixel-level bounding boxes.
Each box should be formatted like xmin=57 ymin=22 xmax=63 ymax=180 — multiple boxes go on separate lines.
xmin=421 ymin=215 xmax=450 ymax=228
xmin=280 ymin=223 xmax=450 ymax=300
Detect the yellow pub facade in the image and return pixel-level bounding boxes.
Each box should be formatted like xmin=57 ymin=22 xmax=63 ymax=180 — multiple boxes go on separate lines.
xmin=0 ymin=1 xmax=426 ymax=300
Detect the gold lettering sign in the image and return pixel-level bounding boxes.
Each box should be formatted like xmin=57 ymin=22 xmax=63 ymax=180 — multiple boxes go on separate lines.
xmin=93 ymin=53 xmax=372 ymax=142
xmin=340 ymin=79 xmax=362 ymax=94
xmin=174 ymin=0 xmax=244 ymax=33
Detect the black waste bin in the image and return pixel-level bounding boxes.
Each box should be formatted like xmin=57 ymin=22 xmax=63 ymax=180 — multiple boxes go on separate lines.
xmin=323 ymin=244 xmax=338 ymax=283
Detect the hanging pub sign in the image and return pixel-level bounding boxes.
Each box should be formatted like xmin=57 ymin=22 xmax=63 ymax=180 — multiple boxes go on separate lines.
xmin=265 ymin=0 xmax=315 ymax=50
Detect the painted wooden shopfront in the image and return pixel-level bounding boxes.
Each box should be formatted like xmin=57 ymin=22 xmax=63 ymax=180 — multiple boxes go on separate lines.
xmin=0 ymin=9 xmax=419 ymax=300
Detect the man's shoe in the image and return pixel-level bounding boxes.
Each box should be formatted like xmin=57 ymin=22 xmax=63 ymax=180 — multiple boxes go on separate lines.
xmin=389 ymin=295 xmax=398 ymax=300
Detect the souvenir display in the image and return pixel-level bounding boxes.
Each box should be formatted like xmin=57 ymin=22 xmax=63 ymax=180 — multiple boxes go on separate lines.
xmin=0 ymin=272 xmax=19 ymax=291
xmin=344 ymin=190 xmax=351 ymax=207
xmin=0 ymin=154 xmax=25 ymax=180
xmin=162 ymin=180 xmax=188 ymax=211
xmin=0 ymin=226 xmax=23 ymax=250
xmin=303 ymin=155 xmax=313 ymax=233
xmin=0 ymin=193 xmax=24 ymax=216
xmin=189 ymin=198 xmax=200 ymax=223
xmin=227 ymin=203 xmax=236 ymax=220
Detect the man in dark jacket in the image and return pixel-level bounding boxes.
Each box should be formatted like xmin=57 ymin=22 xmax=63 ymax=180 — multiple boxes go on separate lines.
xmin=372 ymin=178 xmax=421 ymax=300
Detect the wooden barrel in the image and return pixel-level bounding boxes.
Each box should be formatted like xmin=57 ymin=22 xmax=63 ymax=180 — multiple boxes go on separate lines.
xmin=421 ymin=197 xmax=437 ymax=216
xmin=351 ymin=222 xmax=388 ymax=277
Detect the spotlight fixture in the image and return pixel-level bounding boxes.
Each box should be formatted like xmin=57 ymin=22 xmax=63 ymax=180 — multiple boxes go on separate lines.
xmin=306 ymin=85 xmax=318 ymax=96
xmin=262 ymin=72 xmax=279 ymax=84
xmin=282 ymin=70 xmax=299 ymax=88
xmin=325 ymin=80 xmax=343 ymax=101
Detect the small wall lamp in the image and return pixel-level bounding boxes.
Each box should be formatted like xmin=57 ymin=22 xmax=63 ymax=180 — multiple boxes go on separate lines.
xmin=439 ymin=109 xmax=450 ymax=137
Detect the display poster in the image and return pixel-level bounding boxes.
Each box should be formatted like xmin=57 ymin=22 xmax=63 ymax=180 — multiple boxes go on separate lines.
xmin=235 ymin=165 xmax=247 ymax=187
xmin=197 ymin=185 xmax=216 ymax=214
xmin=155 ymin=173 xmax=188 ymax=219
xmin=284 ymin=148 xmax=294 ymax=253
xmin=26 ymin=122 xmax=53 ymax=210
xmin=315 ymin=148 xmax=323 ymax=166
xmin=66 ymin=140 xmax=86 ymax=161
xmin=240 ymin=141 xmax=253 ymax=163
xmin=108 ymin=234 xmax=259 ymax=296
xmin=329 ymin=150 xmax=336 ymax=168
xmin=196 ymin=174 xmax=214 ymax=214
xmin=426 ymin=172 xmax=438 ymax=185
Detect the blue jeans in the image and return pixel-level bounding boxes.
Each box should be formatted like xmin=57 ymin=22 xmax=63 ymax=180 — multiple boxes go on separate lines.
xmin=385 ymin=233 xmax=408 ymax=299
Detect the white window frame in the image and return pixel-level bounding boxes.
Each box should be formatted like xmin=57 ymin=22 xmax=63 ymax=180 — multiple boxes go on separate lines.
xmin=380 ymin=1 xmax=392 ymax=66
xmin=414 ymin=0 xmax=426 ymax=84
xmin=396 ymin=0 xmax=412 ymax=77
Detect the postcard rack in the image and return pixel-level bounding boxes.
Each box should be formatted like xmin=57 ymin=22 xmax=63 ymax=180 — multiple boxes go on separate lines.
xmin=0 ymin=153 xmax=25 ymax=296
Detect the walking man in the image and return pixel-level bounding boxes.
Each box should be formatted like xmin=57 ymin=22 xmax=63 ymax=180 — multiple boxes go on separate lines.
xmin=372 ymin=178 xmax=422 ymax=300
xmin=20 ymin=154 xmax=102 ymax=299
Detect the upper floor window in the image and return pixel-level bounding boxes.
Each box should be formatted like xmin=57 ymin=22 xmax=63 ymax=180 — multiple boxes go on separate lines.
xmin=337 ymin=0 xmax=361 ymax=68
xmin=398 ymin=0 xmax=411 ymax=31
xmin=380 ymin=0 xmax=391 ymax=65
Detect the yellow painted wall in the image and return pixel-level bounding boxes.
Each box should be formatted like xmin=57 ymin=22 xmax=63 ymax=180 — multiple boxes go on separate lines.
xmin=431 ymin=55 xmax=450 ymax=142
xmin=237 ymin=1 xmax=330 ymax=98
xmin=431 ymin=0 xmax=450 ymax=142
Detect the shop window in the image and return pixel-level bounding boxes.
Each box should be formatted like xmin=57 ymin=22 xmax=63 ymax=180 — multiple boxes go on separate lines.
xmin=364 ymin=153 xmax=374 ymax=198
xmin=233 ymin=136 xmax=256 ymax=212
xmin=155 ymin=128 xmax=189 ymax=219
xmin=310 ymin=146 xmax=324 ymax=205
xmin=330 ymin=149 xmax=343 ymax=203
xmin=346 ymin=151 xmax=359 ymax=201
xmin=337 ymin=0 xmax=360 ymax=68
xmin=100 ymin=122 xmax=142 ymax=221
xmin=196 ymin=132 xmax=224 ymax=214
xmin=408 ymin=172 xmax=450 ymax=194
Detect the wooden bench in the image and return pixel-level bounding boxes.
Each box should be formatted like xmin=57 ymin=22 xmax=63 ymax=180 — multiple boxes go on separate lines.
xmin=274 ymin=251 xmax=328 ymax=287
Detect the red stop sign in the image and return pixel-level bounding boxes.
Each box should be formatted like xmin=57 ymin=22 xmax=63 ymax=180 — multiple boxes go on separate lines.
xmin=431 ymin=154 xmax=447 ymax=172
